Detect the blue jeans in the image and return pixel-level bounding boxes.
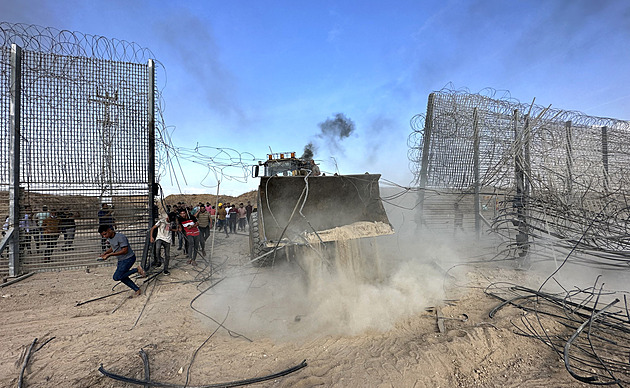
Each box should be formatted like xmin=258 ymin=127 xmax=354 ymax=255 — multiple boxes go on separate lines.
xmin=199 ymin=226 xmax=209 ymax=250
xmin=113 ymin=255 xmax=139 ymax=291
xmin=178 ymin=231 xmax=184 ymax=249
xmin=217 ymin=219 xmax=228 ymax=235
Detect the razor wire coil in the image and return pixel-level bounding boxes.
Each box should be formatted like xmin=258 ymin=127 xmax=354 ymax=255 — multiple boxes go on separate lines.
xmin=409 ymin=86 xmax=630 ymax=267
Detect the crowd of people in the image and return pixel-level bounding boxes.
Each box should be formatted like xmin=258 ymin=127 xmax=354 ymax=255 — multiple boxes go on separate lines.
xmin=96 ymin=199 xmax=255 ymax=297
xmin=2 ymin=205 xmax=81 ymax=261
xmin=2 ymin=199 xmax=254 ymax=296
xmin=150 ymin=200 xmax=253 ymax=273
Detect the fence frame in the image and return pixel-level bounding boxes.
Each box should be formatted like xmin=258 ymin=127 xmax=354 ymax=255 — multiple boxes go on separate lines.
xmin=410 ymin=88 xmax=630 ymax=266
xmin=1 ymin=40 xmax=156 ymax=277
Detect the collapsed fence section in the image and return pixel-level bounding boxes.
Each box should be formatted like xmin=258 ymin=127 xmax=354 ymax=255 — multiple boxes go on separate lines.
xmin=409 ymin=88 xmax=630 ymax=267
xmin=0 ymin=23 xmax=158 ymax=276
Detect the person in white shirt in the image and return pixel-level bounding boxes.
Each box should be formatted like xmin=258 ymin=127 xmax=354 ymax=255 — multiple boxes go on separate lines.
xmin=150 ymin=212 xmax=176 ymax=275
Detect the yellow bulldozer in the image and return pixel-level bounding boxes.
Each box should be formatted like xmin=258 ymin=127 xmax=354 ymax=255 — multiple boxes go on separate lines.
xmin=249 ymin=152 xmax=393 ymax=266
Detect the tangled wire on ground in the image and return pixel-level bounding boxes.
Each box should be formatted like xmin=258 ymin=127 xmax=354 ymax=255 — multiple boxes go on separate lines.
xmin=486 ymin=277 xmax=630 ymax=386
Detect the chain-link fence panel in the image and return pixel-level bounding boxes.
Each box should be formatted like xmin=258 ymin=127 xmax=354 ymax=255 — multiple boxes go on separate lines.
xmin=409 ymin=87 xmax=630 ymax=267
xmin=1 ymin=23 xmax=158 ymax=275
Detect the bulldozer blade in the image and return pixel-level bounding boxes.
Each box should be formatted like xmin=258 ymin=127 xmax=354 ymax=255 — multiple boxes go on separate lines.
xmin=256 ymin=174 xmax=392 ymax=245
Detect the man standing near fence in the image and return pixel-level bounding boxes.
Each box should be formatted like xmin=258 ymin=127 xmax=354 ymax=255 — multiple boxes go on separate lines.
xmin=34 ymin=205 xmax=51 ymax=253
xmin=98 ymin=224 xmax=146 ymax=296
xmin=178 ymin=209 xmax=200 ymax=266
xmin=149 ymin=212 xmax=175 ymax=276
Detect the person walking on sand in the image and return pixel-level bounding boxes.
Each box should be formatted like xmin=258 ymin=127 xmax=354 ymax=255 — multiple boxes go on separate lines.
xmin=196 ymin=206 xmax=212 ymax=255
xmin=150 ymin=212 xmax=176 ymax=275
xmin=98 ymin=224 xmax=146 ymax=297
xmin=41 ymin=210 xmax=60 ymax=261
xmin=216 ymin=204 xmax=229 ymax=237
xmin=237 ymin=203 xmax=247 ymax=231
xmin=178 ymin=209 xmax=201 ymax=265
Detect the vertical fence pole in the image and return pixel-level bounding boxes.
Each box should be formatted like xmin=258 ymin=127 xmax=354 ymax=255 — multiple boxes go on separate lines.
xmin=565 ymin=121 xmax=573 ymax=195
xmin=9 ymin=44 xmax=22 ymax=277
xmin=602 ymin=126 xmax=609 ymax=193
xmin=142 ymin=59 xmax=156 ymax=271
xmin=513 ymin=110 xmax=524 ymax=198
xmin=148 ymin=59 xmax=156 ymax=224
xmin=524 ymin=115 xmax=531 ymax=199
xmin=472 ymin=107 xmax=480 ymax=239
xmin=513 ymin=110 xmax=529 ymax=263
xmin=416 ymin=93 xmax=434 ymax=230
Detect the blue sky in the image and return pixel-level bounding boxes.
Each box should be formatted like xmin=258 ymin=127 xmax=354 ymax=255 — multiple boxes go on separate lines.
xmin=3 ymin=0 xmax=629 ymax=196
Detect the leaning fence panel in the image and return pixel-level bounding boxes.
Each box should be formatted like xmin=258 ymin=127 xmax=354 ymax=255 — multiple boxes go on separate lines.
xmin=409 ymin=88 xmax=630 ymax=268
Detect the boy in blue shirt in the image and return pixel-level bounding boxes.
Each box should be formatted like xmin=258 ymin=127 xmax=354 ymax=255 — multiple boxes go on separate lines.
xmin=98 ymin=225 xmax=146 ymax=297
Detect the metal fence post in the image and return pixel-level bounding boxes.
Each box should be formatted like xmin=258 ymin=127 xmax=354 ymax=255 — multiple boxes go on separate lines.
xmin=416 ymin=93 xmax=435 ymax=230
xmin=9 ymin=44 xmax=22 ymax=276
xmin=513 ymin=110 xmax=529 ymax=263
xmin=142 ymin=59 xmax=156 ymax=270
xmin=473 ymin=107 xmax=480 ymax=239
xmin=148 ymin=59 xmax=155 ymax=224
xmin=524 ymin=114 xmax=531 ymax=198
xmin=565 ymin=121 xmax=573 ymax=195
xmin=602 ymin=126 xmax=608 ymax=192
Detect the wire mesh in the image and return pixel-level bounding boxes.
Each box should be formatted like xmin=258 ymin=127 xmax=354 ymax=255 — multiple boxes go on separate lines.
xmin=409 ymin=86 xmax=630 ymax=267
xmin=0 ymin=22 xmax=156 ymax=274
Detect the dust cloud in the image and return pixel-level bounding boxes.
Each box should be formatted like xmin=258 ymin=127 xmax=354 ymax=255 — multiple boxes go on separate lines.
xmin=202 ymin=186 xmax=629 ymax=343
xmin=203 ymin=235 xmax=450 ymax=341
xmin=200 ymin=189 xmax=470 ymax=341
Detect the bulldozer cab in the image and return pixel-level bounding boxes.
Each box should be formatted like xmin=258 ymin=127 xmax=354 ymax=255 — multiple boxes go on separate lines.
xmin=252 ymin=152 xmax=312 ymax=178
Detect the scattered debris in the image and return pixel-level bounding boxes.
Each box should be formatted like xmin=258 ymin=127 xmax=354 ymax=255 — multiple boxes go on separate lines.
xmin=99 ymin=348 xmax=307 ymax=387
xmin=486 ymin=279 xmax=630 ymax=385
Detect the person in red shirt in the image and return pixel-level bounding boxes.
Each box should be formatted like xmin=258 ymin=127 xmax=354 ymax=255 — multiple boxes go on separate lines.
xmin=209 ymin=205 xmax=216 ymax=229
xmin=178 ymin=209 xmax=200 ymax=265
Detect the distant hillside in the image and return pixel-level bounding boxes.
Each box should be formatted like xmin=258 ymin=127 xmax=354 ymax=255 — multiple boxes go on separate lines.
xmin=162 ymin=190 xmax=257 ymax=209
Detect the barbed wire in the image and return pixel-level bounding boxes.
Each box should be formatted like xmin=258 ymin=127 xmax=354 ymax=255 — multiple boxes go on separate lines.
xmin=408 ymin=84 xmax=629 ymax=190
xmin=409 ymin=85 xmax=630 ymax=267
xmin=0 ymin=22 xmax=155 ymax=63
xmin=0 ymin=22 xmax=258 ymax=194
xmin=486 ymin=279 xmax=630 ymax=386
xmin=155 ymin=124 xmax=258 ymax=191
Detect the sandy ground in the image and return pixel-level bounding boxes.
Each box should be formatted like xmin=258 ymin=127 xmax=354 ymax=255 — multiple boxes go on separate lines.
xmin=0 ymin=222 xmax=597 ymax=388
